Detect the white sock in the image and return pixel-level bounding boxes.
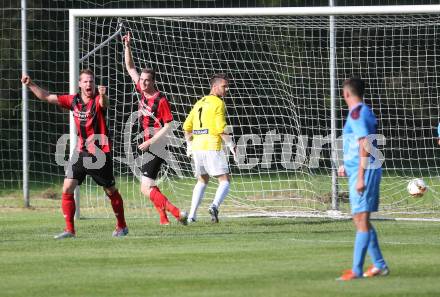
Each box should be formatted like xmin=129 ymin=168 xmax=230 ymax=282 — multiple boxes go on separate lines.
xmin=212 ymin=180 xmax=230 ymax=208
xmin=189 ymin=181 xmax=207 ymax=220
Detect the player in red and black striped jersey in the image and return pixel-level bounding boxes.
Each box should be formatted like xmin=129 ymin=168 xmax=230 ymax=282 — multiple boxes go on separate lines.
xmin=123 ymin=32 xmax=187 ymax=225
xmin=21 ymin=70 xmax=128 ymax=239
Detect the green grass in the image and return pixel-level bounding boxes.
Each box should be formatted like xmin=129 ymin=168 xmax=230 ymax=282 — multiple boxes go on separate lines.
xmin=0 ymin=209 xmax=439 ymax=297
xmin=2 ymin=172 xmax=440 ymax=219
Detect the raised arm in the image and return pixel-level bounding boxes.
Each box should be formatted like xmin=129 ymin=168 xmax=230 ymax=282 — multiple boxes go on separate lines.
xmin=98 ymin=85 xmax=109 ymax=108
xmin=122 ymin=32 xmax=140 ymax=83
xmin=21 ymin=75 xmax=59 ymax=105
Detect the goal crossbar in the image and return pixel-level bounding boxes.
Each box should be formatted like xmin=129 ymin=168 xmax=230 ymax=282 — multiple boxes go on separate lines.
xmin=70 ymin=5 xmax=440 ymax=18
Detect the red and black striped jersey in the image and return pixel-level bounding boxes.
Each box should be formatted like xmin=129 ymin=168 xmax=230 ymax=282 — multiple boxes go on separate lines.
xmin=136 ymin=82 xmax=173 ymax=141
xmin=57 ymin=93 xmax=110 ymax=154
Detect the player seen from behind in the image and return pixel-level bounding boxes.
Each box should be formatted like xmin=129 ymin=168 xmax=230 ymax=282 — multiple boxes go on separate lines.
xmin=337 ymin=78 xmax=389 ymax=280
xmin=183 ymin=73 xmax=237 ymax=223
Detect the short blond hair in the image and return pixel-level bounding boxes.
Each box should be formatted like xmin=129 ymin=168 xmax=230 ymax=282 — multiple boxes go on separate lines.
xmin=79 ymin=69 xmax=95 ymax=78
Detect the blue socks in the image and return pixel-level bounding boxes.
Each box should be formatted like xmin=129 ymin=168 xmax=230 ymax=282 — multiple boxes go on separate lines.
xmin=352 ymin=227 xmax=387 ymax=277
xmin=353 ymin=231 xmax=370 ymax=277
xmin=368 ymin=227 xmax=387 ymax=270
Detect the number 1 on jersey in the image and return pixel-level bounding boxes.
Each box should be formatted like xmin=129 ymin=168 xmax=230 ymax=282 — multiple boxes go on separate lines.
xmin=198 ymin=107 xmax=203 ymax=127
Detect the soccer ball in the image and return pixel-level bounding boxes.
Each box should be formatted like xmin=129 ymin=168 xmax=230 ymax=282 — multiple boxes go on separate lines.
xmin=407 ymin=178 xmax=427 ymax=197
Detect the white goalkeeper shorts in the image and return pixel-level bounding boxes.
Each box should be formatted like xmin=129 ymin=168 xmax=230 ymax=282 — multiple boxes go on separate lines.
xmin=193 ymin=150 xmax=229 ymax=177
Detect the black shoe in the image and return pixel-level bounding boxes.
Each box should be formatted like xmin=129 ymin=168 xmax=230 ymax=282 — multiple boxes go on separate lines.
xmin=208 ymin=205 xmax=219 ymax=223
xmin=178 ymin=211 xmax=188 ymax=226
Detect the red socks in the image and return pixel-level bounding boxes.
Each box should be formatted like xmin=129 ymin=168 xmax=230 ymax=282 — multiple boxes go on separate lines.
xmin=62 ymin=191 xmax=127 ymax=233
xmin=61 ymin=193 xmax=75 ymax=233
xmin=150 ymin=186 xmax=181 ymax=221
xmin=108 ymin=190 xmax=127 ymax=229
xmin=166 ymin=201 xmax=181 ymax=219
xmin=155 ymin=205 xmax=170 ymax=225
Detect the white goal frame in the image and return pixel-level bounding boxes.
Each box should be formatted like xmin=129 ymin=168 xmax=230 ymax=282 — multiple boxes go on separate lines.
xmin=68 ymin=5 xmax=440 ymax=219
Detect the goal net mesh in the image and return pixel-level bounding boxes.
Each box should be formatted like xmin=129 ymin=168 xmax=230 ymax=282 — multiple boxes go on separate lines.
xmin=77 ymin=14 xmax=440 ymax=219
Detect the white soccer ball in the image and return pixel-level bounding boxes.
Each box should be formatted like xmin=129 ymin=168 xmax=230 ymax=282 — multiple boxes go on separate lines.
xmin=407 ymin=178 xmax=427 ymax=196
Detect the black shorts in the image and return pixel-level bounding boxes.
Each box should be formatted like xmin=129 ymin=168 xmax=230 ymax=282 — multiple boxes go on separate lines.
xmin=66 ymin=151 xmax=116 ymax=188
xmin=140 ymin=151 xmax=164 ymax=180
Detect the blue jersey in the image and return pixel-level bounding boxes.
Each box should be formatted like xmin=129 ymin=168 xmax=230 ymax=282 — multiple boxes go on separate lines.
xmin=437 ymin=122 xmax=440 ymax=138
xmin=343 ymin=103 xmax=378 ymax=176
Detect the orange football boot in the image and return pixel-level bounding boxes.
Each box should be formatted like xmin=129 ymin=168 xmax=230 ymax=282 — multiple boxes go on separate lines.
xmin=363 ymin=265 xmax=390 ymax=278
xmin=337 ymin=269 xmax=360 ymax=281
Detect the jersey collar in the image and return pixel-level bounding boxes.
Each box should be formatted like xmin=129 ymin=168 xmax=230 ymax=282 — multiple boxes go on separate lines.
xmin=76 ymin=92 xmax=96 ymax=105
xmin=208 ymin=93 xmax=222 ymax=99
xmin=143 ymin=91 xmax=161 ymax=101
xmin=348 ymin=102 xmax=363 ymax=114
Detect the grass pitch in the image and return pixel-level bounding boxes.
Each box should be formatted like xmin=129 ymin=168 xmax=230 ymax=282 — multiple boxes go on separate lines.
xmin=4 ymin=171 xmax=439 ymax=220
xmin=0 ymin=209 xmax=439 ymax=297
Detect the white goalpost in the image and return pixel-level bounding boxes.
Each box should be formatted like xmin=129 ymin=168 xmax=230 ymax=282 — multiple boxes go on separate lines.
xmin=69 ymin=5 xmax=440 ymax=220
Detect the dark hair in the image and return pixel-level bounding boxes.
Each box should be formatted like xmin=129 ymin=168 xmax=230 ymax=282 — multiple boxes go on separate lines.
xmin=141 ymin=68 xmax=156 ymax=80
xmin=79 ymin=68 xmax=95 ymax=78
xmin=210 ymin=73 xmax=228 ymax=87
xmin=342 ymin=77 xmax=365 ymax=98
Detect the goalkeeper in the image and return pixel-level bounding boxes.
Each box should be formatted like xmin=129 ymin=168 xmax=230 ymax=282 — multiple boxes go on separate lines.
xmin=183 ymin=73 xmax=237 ymax=223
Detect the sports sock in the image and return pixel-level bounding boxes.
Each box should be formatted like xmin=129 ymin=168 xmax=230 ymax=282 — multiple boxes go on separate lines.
xmin=212 ymin=180 xmax=230 ymax=208
xmin=189 ymin=181 xmax=207 ymax=220
xmin=107 ymin=190 xmax=127 ymax=229
xmin=368 ymin=226 xmax=387 ymax=269
xmin=155 ymin=205 xmax=169 ymax=224
xmin=352 ymin=231 xmax=370 ymax=277
xmin=61 ymin=193 xmax=75 ymax=233
xmin=149 ymin=186 xmax=166 ymax=209
xmin=150 ymin=186 xmax=179 ymax=220
xmin=165 ymin=201 xmax=181 ymax=219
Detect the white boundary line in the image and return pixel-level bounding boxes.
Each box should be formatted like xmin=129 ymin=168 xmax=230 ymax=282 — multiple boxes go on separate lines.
xmin=224 ymin=212 xmax=440 ymax=222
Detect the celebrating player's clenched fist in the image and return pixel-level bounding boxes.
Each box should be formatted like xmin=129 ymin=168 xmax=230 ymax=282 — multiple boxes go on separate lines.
xmin=98 ymin=85 xmax=106 ymax=96
xmin=21 ymin=75 xmax=32 ymax=85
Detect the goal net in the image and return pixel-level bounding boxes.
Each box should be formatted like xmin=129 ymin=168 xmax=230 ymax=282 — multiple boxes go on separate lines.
xmin=75 ymin=10 xmax=440 ymax=219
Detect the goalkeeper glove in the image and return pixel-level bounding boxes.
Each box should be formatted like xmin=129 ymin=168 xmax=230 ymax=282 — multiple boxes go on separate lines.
xmin=224 ymin=139 xmax=238 ymax=164
xmin=186 ymin=141 xmax=193 ymax=158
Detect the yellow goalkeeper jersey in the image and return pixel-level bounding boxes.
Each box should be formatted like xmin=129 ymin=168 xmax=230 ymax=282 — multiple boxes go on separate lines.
xmin=183 ymin=95 xmax=227 ymax=151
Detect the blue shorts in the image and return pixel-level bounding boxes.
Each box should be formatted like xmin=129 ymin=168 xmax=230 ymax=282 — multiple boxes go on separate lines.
xmin=348 ymin=168 xmax=381 ymax=214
